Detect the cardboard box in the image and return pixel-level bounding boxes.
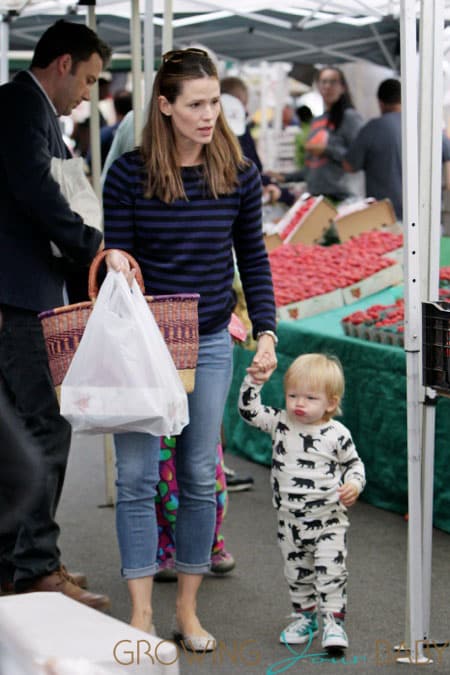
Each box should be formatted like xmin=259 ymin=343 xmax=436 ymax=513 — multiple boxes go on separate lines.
xmin=276 ymin=288 xmax=343 ymax=321
xmin=335 ymin=199 xmax=397 ymax=242
xmin=264 ymin=232 xmax=283 ymax=252
xmin=383 ymin=247 xmax=404 ymax=265
xmin=284 ymin=196 xmax=338 ymax=245
xmin=341 ymin=263 xmax=403 ymax=305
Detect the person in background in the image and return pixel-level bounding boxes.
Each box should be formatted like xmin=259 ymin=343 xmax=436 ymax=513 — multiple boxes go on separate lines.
xmin=220 ymin=76 xmax=296 ymax=209
xmin=101 ymin=107 xmax=137 ymax=181
xmin=282 ymin=102 xmax=299 ymax=128
xmin=302 ymin=67 xmax=363 ymax=202
xmin=103 ymin=48 xmax=277 ymax=648
xmin=343 ymin=78 xmax=450 ymax=221
xmin=0 ymin=20 xmax=110 ymax=608
xmin=94 ymin=89 xmax=132 ymax=168
xmin=271 ymin=67 xmax=364 ymax=202
xmin=238 ymin=353 xmax=365 ymax=651
xmin=154 ymin=437 xmax=233 ymax=581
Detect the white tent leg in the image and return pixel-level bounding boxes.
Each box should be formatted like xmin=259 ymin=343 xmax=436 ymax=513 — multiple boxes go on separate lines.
xmin=131 ymin=0 xmax=143 ymax=144
xmin=418 ymin=0 xmax=444 ymax=642
xmin=398 ymin=0 xmax=428 ymax=665
xmin=163 ymin=0 xmax=173 ymax=53
xmin=0 ymin=17 xmax=9 ymax=85
xmin=421 ymin=392 xmax=437 ymax=638
xmin=143 ymin=0 xmax=155 ymax=109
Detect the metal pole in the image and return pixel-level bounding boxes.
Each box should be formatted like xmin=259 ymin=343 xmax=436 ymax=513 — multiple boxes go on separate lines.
xmin=418 ymin=0 xmax=444 ymax=641
xmin=143 ymin=0 xmax=155 ymax=110
xmin=0 ymin=17 xmax=9 ymax=85
xmin=131 ymin=0 xmax=143 ymax=146
xmin=397 ymin=0 xmax=428 ymax=665
xmin=162 ymin=0 xmax=173 ymax=53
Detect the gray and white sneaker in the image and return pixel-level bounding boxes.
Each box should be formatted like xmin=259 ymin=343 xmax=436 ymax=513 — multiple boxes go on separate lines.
xmin=321 ymin=613 xmax=348 ymax=649
xmin=280 ymin=611 xmax=318 ymax=644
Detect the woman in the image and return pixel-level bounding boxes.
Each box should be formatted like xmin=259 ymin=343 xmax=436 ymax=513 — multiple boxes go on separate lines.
xmin=103 ymin=48 xmax=277 ymax=650
xmin=303 ymin=66 xmax=364 ymax=202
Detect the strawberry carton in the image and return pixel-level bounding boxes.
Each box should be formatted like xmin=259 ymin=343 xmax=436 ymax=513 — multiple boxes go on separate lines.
xmin=335 ymin=198 xmax=397 ymax=242
xmin=276 ymin=289 xmax=344 ymax=321
xmin=276 ymin=194 xmax=337 ymax=245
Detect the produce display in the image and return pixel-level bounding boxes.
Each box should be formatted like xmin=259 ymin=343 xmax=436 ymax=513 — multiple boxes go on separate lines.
xmin=341 ymin=267 xmax=450 ymax=347
xmin=342 ymin=298 xmax=405 ymax=346
xmin=269 ymin=230 xmax=403 ymax=308
xmin=278 ymin=195 xmax=317 ymax=241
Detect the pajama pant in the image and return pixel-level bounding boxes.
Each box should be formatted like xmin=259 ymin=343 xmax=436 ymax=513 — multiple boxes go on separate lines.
xmin=156 ymin=438 xmax=228 ymax=564
xmin=277 ymin=511 xmax=349 ymax=616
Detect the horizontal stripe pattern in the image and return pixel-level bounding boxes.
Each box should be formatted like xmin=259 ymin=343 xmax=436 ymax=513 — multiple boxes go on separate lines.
xmin=103 ymin=150 xmax=276 ymax=336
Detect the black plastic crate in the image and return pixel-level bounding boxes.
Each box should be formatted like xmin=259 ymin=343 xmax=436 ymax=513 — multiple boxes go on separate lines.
xmin=422 ymin=301 xmax=450 ymax=392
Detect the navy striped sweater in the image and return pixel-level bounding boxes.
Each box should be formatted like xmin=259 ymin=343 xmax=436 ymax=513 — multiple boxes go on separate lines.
xmin=103 ymin=150 xmax=276 ymax=337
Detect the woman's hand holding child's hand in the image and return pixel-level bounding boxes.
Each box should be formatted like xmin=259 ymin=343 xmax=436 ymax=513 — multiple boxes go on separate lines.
xmin=338 ymin=482 xmax=359 ymax=507
xmin=246 ymin=334 xmax=277 ymax=384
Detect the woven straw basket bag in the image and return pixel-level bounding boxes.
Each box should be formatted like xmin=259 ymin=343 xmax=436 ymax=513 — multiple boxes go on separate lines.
xmin=39 ymin=250 xmax=200 ymax=393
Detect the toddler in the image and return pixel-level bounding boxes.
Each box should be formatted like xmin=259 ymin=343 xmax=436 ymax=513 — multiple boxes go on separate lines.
xmin=238 ymin=353 xmax=365 ymax=650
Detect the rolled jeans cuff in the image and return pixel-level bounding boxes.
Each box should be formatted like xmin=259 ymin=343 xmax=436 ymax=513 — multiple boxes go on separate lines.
xmin=122 ymin=563 xmax=159 ymax=580
xmin=175 ymin=560 xmax=211 ymax=575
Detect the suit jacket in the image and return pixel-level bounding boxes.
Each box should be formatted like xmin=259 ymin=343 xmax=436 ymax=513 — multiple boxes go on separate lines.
xmin=0 ymin=71 xmax=103 ymax=312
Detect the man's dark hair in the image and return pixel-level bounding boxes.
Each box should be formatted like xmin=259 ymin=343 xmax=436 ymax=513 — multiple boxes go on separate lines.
xmin=113 ymin=89 xmax=133 ymax=118
xmin=296 ymin=105 xmax=313 ymax=124
xmin=30 ymin=20 xmax=111 ymax=70
xmin=377 ymin=78 xmax=401 ymax=105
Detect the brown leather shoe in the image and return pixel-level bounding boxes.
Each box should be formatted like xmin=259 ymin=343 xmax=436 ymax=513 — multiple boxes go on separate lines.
xmin=60 ymin=565 xmax=88 ymax=589
xmin=22 ymin=570 xmax=110 ymax=611
xmin=1 ymin=566 xmax=88 ymax=594
xmin=0 ymin=581 xmax=14 ymax=595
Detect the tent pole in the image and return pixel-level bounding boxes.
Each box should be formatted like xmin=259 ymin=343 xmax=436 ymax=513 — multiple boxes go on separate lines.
xmin=418 ymin=0 xmax=444 ymax=641
xmin=162 ymin=0 xmax=173 ymax=53
xmin=397 ymin=0 xmax=427 ymax=665
xmin=85 ymin=5 xmax=113 ymax=506
xmin=143 ymin=0 xmax=154 ymax=109
xmin=131 ymin=0 xmax=142 ymax=146
xmin=0 ymin=16 xmax=9 ymax=85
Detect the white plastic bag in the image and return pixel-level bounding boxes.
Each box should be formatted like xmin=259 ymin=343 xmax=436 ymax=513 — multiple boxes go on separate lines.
xmin=60 ymin=271 xmax=189 ymax=435
xmin=50 ymin=157 xmax=103 ymax=257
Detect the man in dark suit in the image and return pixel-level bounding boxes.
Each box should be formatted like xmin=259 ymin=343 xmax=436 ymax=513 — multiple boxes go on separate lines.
xmin=0 ymin=20 xmax=111 ymax=609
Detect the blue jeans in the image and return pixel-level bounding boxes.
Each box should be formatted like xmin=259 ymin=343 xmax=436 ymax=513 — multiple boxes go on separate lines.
xmin=114 ymin=329 xmax=233 ymax=579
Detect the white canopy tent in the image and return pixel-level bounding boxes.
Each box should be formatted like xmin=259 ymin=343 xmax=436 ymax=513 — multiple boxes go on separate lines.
xmin=0 ymin=0 xmax=448 ymax=664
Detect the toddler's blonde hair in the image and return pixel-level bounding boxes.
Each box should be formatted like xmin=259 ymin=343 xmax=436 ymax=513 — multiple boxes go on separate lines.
xmin=283 ymin=353 xmax=345 ymax=420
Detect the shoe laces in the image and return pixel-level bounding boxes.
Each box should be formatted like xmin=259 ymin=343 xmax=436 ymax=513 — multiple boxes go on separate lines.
xmin=286 ymin=612 xmax=313 ymax=631
xmin=323 ymin=612 xmax=343 ymax=634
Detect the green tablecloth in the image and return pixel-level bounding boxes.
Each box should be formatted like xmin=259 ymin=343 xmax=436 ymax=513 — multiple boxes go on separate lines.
xmin=223 ymin=279 xmax=450 ymax=534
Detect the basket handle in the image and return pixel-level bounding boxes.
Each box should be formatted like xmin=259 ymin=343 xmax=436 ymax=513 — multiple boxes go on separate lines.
xmin=88 ymin=249 xmax=146 ymax=300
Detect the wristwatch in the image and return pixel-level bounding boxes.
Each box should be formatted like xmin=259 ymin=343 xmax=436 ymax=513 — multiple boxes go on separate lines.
xmin=256 ymin=330 xmax=278 ymax=346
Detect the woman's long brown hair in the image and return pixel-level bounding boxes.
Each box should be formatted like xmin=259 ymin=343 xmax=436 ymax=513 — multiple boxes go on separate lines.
xmin=141 ymin=50 xmax=247 ymax=203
